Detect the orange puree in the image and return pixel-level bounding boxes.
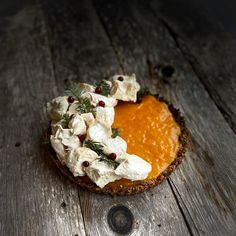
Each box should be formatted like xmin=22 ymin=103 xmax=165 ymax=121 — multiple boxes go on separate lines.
xmin=107 ymin=95 xmax=180 ymax=187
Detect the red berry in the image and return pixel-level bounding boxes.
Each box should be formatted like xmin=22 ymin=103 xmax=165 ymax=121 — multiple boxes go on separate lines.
xmin=109 ymin=153 xmax=117 ymax=160
xmin=68 ymin=96 xmax=74 ymax=103
xmin=79 ymin=134 xmax=86 ymax=143
xmin=98 ymin=101 xmax=105 ymax=107
xmin=95 ymin=87 xmax=102 ymax=94
xmin=117 ymin=76 xmax=124 ymax=81
xmin=82 ymin=161 xmax=89 ymax=167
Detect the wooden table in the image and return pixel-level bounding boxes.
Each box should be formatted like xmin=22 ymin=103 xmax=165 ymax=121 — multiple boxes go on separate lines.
xmin=1 ymin=0 xmax=235 ymax=235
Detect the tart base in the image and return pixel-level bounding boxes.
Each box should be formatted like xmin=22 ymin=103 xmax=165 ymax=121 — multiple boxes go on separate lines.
xmin=48 ymin=95 xmax=188 ymax=196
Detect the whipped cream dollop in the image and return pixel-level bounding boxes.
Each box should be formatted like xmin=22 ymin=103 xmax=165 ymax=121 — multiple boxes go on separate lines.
xmin=46 ymin=74 xmax=152 ymax=188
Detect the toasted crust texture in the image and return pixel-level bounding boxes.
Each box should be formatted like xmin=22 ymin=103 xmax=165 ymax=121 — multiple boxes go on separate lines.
xmin=48 ymin=95 xmax=188 ymax=196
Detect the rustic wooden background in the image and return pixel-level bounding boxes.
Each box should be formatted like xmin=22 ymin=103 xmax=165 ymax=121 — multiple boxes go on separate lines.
xmin=0 ymin=0 xmax=235 ymax=235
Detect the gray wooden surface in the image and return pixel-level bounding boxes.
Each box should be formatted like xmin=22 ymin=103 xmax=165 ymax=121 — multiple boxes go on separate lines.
xmin=0 ymin=0 xmax=235 ymax=235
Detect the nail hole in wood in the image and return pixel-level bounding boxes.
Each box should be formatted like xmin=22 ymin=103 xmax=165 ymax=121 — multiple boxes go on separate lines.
xmin=154 ymin=64 xmax=175 ymax=79
xmin=15 ymin=142 xmax=21 ymax=147
xmin=161 ymin=65 xmax=175 ymax=77
xmin=64 ymin=78 xmax=69 ymax=84
xmin=61 ymin=202 xmax=66 ymax=208
xmin=107 ymin=205 xmax=134 ymax=235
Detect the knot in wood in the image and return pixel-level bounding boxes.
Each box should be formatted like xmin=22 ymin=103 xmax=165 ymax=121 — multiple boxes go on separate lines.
xmin=161 ymin=65 xmax=175 ymax=77
xmin=107 ymin=205 xmax=134 ymax=235
xmin=154 ymin=64 xmax=175 ymax=78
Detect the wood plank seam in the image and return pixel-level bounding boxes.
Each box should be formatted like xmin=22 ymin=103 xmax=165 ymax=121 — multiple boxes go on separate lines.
xmin=168 ymin=179 xmax=200 ymax=236
xmin=158 ymin=17 xmax=236 ymax=136
xmin=91 ymin=2 xmax=195 ymax=235
xmin=91 ymin=1 xmax=234 ymax=234
xmin=37 ymin=1 xmax=88 ymax=235
xmin=36 ymin=0 xmax=61 ymax=94
xmin=155 ymin=17 xmax=236 ymax=233
xmin=91 ymin=1 xmax=125 ymax=74
xmin=146 ymin=56 xmax=200 ymax=236
xmin=77 ymin=192 xmax=89 ymax=236
xmin=37 ymin=2 xmax=87 ymax=234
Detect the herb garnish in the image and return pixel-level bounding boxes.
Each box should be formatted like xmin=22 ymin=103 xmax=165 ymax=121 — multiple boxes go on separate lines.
xmin=76 ymin=97 xmax=94 ymax=114
xmin=64 ymin=86 xmax=84 ymax=100
xmin=61 ymin=114 xmax=71 ymax=128
xmin=112 ymin=128 xmax=120 ymax=138
xmin=99 ymin=156 xmax=119 ymax=168
xmin=84 ymin=140 xmax=119 ymax=168
xmin=95 ymin=80 xmax=111 ymax=96
xmin=65 ymin=85 xmax=95 ymax=114
xmin=84 ymin=140 xmax=104 ymax=156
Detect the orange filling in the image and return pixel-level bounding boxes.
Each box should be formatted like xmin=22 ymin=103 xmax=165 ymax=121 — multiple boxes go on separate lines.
xmin=107 ymin=95 xmax=180 ymax=187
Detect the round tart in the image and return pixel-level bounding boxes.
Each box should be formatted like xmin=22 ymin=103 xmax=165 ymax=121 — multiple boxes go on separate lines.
xmin=48 ymin=94 xmax=187 ymax=196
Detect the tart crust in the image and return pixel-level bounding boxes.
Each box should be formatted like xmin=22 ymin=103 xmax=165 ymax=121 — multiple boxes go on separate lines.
xmin=48 ymin=95 xmax=188 ymax=196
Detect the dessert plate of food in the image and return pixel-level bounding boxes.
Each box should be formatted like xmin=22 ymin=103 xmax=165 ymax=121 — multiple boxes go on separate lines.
xmin=46 ymin=74 xmax=187 ymax=195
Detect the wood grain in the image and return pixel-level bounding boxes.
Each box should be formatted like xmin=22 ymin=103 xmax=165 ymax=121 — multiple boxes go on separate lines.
xmin=93 ymin=0 xmax=236 ymax=235
xmin=1 ymin=0 xmax=236 ymax=235
xmin=0 ymin=2 xmax=85 ymax=236
xmin=40 ymin=0 xmax=191 ymax=235
xmin=150 ymin=0 xmax=236 ymax=134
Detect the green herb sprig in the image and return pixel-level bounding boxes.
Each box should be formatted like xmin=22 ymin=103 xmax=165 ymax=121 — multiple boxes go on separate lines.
xmin=84 ymin=140 xmax=119 ymax=168
xmin=65 ymin=85 xmax=95 ymax=114
xmin=61 ymin=114 xmax=71 ymax=128
xmin=84 ymin=140 xmax=104 ymax=156
xmin=95 ymin=80 xmax=111 ymax=96
xmin=99 ymin=156 xmax=119 ymax=168
xmin=64 ymin=86 xmax=84 ymax=100
xmin=76 ymin=97 xmax=94 ymax=114
xmin=112 ymin=128 xmax=120 ymax=138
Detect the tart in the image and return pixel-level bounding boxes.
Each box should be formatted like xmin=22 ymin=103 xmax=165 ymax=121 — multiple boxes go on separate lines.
xmin=46 ymin=75 xmax=187 ymax=196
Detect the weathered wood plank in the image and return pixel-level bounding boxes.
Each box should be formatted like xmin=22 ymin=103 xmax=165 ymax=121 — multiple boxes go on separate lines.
xmin=79 ymin=184 xmax=190 ymax=236
xmin=150 ymin=0 xmax=236 ymax=134
xmin=0 ymin=2 xmax=85 ymax=235
xmin=40 ymin=0 xmax=191 ymax=235
xmin=94 ymin=0 xmax=236 ymax=235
